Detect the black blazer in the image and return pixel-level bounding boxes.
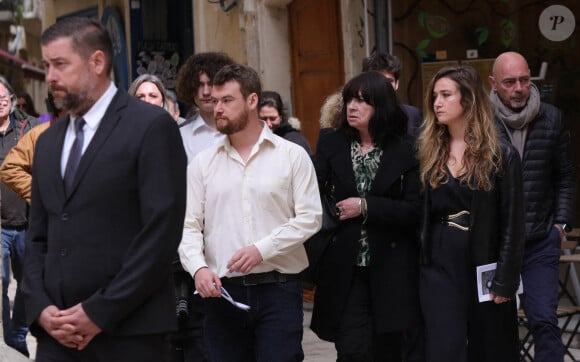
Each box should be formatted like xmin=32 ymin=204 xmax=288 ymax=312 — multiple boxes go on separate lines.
xmin=310 ymin=129 xmax=421 ymax=341
xmin=22 ymin=90 xmax=187 ymax=336
xmin=402 ymin=104 xmax=423 ymax=138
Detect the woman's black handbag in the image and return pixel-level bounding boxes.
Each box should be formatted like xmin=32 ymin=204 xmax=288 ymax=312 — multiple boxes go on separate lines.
xmin=302 ymin=182 xmax=339 ymax=283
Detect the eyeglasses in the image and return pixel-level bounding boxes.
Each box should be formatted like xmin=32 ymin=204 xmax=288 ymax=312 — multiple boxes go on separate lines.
xmin=500 ymin=77 xmax=531 ymax=88
xmin=260 ymin=116 xmax=279 ymax=122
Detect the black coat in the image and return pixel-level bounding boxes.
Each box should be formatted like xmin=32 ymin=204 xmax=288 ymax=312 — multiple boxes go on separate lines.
xmin=419 ymin=142 xmax=525 ymax=297
xmin=401 ymin=104 xmax=423 ymax=138
xmin=22 ymin=90 xmax=187 ymax=336
xmin=310 ymin=129 xmax=421 ymax=341
xmin=496 ymin=102 xmax=575 ymax=242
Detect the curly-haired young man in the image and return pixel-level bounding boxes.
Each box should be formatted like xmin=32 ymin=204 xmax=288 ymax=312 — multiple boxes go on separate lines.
xmin=176 ymin=52 xmax=235 ymax=163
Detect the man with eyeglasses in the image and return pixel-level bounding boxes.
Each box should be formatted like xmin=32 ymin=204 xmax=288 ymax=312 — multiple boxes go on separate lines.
xmin=489 ymin=51 xmax=576 ymax=362
xmin=0 ymin=75 xmax=38 ymax=358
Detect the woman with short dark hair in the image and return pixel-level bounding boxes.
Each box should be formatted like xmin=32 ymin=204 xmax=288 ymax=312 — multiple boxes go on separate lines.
xmin=311 ymin=71 xmax=421 ymax=361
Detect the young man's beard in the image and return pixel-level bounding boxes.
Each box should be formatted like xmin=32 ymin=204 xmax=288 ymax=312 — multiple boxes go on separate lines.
xmin=216 ymin=108 xmax=249 ymax=135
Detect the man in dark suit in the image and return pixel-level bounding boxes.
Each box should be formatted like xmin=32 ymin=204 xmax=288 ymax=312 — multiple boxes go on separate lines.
xmin=21 ymin=17 xmax=187 ymax=361
xmin=362 ymin=51 xmax=423 ymax=138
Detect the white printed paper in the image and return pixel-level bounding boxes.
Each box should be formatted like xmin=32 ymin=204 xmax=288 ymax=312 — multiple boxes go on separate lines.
xmin=476 ymin=262 xmax=523 ymax=303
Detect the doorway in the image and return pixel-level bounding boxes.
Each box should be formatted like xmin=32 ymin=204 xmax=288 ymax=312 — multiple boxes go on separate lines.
xmin=289 ymin=0 xmax=344 ymax=150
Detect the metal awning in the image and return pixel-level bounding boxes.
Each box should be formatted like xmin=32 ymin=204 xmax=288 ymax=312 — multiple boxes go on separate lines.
xmin=0 ymin=48 xmax=45 ymax=79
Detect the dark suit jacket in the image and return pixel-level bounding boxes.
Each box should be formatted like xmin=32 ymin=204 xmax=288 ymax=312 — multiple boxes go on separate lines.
xmin=310 ymin=129 xmax=421 ymax=341
xmin=402 ymin=104 xmax=423 ymax=138
xmin=22 ymin=89 xmax=187 ymax=336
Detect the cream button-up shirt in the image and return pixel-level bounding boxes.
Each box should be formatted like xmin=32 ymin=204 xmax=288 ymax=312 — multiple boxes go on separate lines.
xmin=178 ymin=125 xmax=322 ymax=278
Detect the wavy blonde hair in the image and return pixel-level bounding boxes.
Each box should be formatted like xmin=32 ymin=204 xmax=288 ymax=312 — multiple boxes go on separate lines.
xmin=417 ymin=66 xmax=501 ymax=191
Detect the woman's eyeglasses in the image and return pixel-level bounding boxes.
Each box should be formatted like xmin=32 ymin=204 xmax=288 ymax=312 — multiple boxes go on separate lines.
xmin=260 ymin=116 xmax=279 ymax=122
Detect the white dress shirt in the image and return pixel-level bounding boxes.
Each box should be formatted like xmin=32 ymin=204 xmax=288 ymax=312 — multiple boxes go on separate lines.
xmin=178 ymin=125 xmax=322 ymax=278
xmin=61 ymin=82 xmax=117 ymax=177
xmin=179 ymin=113 xmax=225 ymax=163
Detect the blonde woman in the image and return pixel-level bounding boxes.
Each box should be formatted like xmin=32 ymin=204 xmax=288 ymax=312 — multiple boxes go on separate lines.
xmin=417 ymin=66 xmax=524 ymax=362
xmin=128 ymin=73 xmax=171 ymax=113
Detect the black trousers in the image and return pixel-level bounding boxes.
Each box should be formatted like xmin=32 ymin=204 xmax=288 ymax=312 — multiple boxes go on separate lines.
xmin=335 ymin=267 xmax=404 ymax=362
xmin=420 ymin=225 xmax=519 ymax=362
xmin=35 ymin=332 xmax=170 ymax=362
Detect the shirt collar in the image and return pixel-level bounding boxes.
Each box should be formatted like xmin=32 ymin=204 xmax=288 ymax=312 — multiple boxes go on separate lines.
xmin=219 ymin=122 xmax=276 ymax=154
xmin=71 ymin=82 xmax=117 ymax=130
xmin=190 ymin=113 xmax=216 ymax=134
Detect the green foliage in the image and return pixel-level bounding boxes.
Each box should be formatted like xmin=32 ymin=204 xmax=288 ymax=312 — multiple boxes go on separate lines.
xmin=416 ymin=38 xmax=431 ymax=59
xmin=475 ymin=27 xmax=489 ymax=46
xmin=419 ymin=12 xmax=426 ymax=27
xmin=500 ymin=19 xmax=516 ymax=48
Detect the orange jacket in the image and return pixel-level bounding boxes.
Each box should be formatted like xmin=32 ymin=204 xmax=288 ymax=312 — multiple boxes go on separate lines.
xmin=1 ymin=122 xmax=51 ymax=204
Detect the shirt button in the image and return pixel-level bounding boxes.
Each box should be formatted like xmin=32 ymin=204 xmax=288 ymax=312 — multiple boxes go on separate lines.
xmin=61 ymin=213 xmax=69 ymax=221
xmin=60 ymin=248 xmax=68 ymax=256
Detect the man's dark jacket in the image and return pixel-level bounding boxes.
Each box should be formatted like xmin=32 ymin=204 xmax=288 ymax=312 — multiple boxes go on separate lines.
xmin=496 ymin=102 xmax=576 ymax=242
xmin=21 ymin=90 xmax=187 ymax=336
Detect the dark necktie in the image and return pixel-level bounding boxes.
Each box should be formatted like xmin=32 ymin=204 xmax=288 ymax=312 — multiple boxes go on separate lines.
xmin=63 ymin=117 xmax=86 ymax=194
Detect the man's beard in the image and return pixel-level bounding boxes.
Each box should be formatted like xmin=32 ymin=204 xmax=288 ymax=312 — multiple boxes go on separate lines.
xmin=216 ymin=108 xmax=249 ymax=135
xmin=51 ymin=78 xmax=95 ymax=115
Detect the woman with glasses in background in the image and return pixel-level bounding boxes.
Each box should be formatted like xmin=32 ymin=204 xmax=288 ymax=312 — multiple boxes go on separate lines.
xmin=259 ymin=90 xmax=311 ymax=154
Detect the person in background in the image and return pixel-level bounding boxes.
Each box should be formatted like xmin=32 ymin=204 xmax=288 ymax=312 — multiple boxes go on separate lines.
xmin=128 ymin=73 xmax=171 ymax=113
xmin=166 ymin=90 xmax=186 ymax=125
xmin=362 ymin=51 xmax=423 ymax=137
xmin=489 ymin=51 xmax=576 ymax=362
xmin=0 ymin=76 xmax=38 ymax=358
xmin=176 ymin=52 xmax=235 ymax=163
xmin=21 ymin=17 xmax=186 ymax=360
xmin=16 ymin=92 xmax=39 ymax=118
xmin=311 ymin=71 xmax=421 ymax=361
xmin=259 ymin=90 xmax=311 ymax=154
xmin=319 ymin=92 xmax=343 ymax=130
xmin=178 ymin=64 xmax=321 ymax=361
xmin=417 ymin=65 xmax=524 ymax=362
xmin=1 ymin=91 xmax=64 ymax=205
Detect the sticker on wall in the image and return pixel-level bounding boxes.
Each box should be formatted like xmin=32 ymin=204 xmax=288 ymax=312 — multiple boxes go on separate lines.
xmin=538 ymin=5 xmax=575 ymax=42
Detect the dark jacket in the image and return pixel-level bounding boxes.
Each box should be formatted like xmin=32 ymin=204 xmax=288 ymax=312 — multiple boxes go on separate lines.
xmin=275 ymin=121 xmax=312 ymax=154
xmin=419 ymin=142 xmax=525 ymax=297
xmin=401 ymin=104 xmax=423 ymax=138
xmin=310 ymin=129 xmax=421 ymax=341
xmin=496 ymin=102 xmax=575 ymax=242
xmin=22 ymin=90 xmax=187 ymax=336
xmin=0 ymin=109 xmax=38 ymax=226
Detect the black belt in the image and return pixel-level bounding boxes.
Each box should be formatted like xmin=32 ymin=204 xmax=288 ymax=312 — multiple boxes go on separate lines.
xmin=438 ymin=210 xmax=470 ymax=231
xmin=224 ymin=271 xmax=300 ymax=286
xmin=2 ymin=224 xmax=28 ymax=231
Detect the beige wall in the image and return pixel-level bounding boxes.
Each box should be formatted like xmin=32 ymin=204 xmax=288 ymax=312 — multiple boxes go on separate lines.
xmin=340 ymin=0 xmax=374 ymax=82
xmin=32 ymin=0 xmax=372 ymax=118
xmin=193 ymin=1 xmax=245 ymax=63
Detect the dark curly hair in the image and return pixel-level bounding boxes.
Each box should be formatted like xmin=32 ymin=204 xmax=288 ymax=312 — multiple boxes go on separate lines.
xmin=175 ymin=52 xmax=235 ymax=106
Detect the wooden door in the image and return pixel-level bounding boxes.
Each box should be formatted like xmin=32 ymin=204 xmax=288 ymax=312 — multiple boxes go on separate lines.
xmin=289 ymin=0 xmax=344 ymax=151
